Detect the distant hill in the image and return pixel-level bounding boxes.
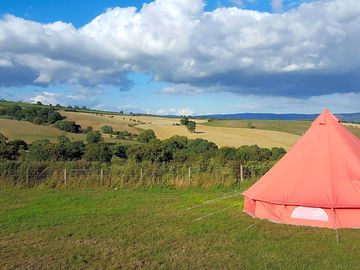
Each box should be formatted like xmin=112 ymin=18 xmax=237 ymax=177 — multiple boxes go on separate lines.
xmin=197 ymin=112 xmax=360 ymax=122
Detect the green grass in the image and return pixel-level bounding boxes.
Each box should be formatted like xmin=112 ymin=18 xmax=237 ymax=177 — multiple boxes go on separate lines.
xmin=1 ymin=186 xmax=360 ymax=269
xmin=203 ymin=119 xmax=360 ymax=138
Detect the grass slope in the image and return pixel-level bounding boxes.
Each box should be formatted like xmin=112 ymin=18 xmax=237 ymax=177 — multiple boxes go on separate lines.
xmin=1 ymin=187 xmax=359 ymax=269
xmin=0 ymin=119 xmax=86 ymax=143
xmin=0 ymin=119 xmax=137 ymax=144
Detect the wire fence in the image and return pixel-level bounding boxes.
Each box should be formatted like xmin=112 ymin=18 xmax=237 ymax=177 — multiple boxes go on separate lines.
xmin=0 ymin=161 xmax=275 ymax=188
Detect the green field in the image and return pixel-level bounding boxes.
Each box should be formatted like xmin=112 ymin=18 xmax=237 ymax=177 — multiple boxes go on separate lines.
xmin=1 ymin=186 xmax=359 ymax=269
xmin=203 ymin=119 xmax=360 ymax=138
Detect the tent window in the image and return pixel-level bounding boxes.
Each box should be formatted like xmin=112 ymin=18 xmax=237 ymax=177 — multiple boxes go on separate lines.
xmin=291 ymin=206 xmax=328 ymax=221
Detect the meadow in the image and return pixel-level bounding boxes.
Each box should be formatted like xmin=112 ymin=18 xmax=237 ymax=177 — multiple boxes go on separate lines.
xmin=1 ymin=185 xmax=359 ymax=269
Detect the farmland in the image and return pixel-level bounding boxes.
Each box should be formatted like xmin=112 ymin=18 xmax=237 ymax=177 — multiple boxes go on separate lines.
xmin=1 ymin=186 xmax=359 ymax=269
xmin=204 ymin=119 xmax=360 ymax=139
xmin=60 ymin=111 xmax=300 ymax=150
xmin=0 ymin=119 xmax=86 ymax=143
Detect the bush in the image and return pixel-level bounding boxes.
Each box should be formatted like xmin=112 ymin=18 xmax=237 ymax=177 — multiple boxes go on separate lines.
xmin=54 ymin=120 xmax=81 ymax=133
xmin=86 ymin=131 xmax=103 ymax=144
xmin=101 ymin=125 xmax=113 ymax=134
xmin=138 ymin=129 xmax=156 ymax=143
xmin=83 ymin=143 xmax=112 ymax=162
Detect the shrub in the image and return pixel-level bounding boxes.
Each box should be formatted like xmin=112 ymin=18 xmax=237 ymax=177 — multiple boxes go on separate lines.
xmin=101 ymin=125 xmax=113 ymax=134
xmin=54 ymin=120 xmax=81 ymax=133
xmin=138 ymin=129 xmax=156 ymax=143
xmin=86 ymin=131 xmax=103 ymax=144
xmin=83 ymin=143 xmax=112 ymax=162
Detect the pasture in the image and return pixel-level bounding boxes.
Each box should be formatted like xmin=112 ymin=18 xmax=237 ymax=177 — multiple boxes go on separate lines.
xmin=0 ymin=119 xmax=86 ymax=143
xmin=61 ymin=111 xmax=300 ymax=150
xmin=1 ymin=186 xmax=359 ymax=269
xmin=204 ymin=119 xmax=360 ymax=139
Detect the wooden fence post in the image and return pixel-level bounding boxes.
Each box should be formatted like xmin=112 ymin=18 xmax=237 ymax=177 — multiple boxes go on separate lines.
xmin=188 ymin=166 xmax=191 ymax=186
xmin=140 ymin=168 xmax=143 ymax=182
xmin=26 ymin=168 xmax=29 ymax=188
xmin=100 ymin=168 xmax=103 ymax=185
xmin=64 ymin=169 xmax=67 ymax=186
xmin=240 ymin=161 xmax=244 ymax=183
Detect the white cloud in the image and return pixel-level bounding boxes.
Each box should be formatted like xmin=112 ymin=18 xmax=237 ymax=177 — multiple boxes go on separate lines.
xmin=156 ymin=107 xmax=194 ymax=116
xmin=272 ymin=0 xmax=283 ymax=13
xmin=1 ymin=0 xmax=360 ymax=99
xmin=28 ymin=91 xmax=98 ymax=107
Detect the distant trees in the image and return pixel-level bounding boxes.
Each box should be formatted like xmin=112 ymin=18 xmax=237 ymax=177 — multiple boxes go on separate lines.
xmin=54 ymin=121 xmax=81 ymax=133
xmin=186 ymin=121 xmax=196 ymax=133
xmin=247 ymin=122 xmax=255 ymax=129
xmin=180 ymin=116 xmax=190 ymax=126
xmin=180 ymin=116 xmax=196 ymax=133
xmin=0 ymin=105 xmax=62 ymax=124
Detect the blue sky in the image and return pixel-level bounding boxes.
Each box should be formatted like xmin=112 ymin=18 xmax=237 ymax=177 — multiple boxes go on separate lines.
xmin=0 ymin=0 xmax=359 ymax=115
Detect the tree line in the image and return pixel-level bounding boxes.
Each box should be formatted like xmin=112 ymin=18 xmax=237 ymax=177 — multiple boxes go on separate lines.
xmin=0 ymin=129 xmax=286 ymax=165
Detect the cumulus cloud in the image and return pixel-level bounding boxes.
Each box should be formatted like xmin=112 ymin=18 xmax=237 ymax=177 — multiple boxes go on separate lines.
xmin=272 ymin=0 xmax=283 ymax=12
xmin=1 ymin=0 xmax=360 ymax=98
xmin=28 ymin=91 xmax=99 ymax=107
xmin=156 ymin=107 xmax=194 ymax=116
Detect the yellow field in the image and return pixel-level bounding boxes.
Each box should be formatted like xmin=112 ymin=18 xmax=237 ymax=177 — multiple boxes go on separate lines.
xmin=61 ymin=111 xmax=142 ymax=134
xmin=138 ymin=119 xmax=299 ymax=150
xmin=60 ymin=112 xmax=299 ymax=149
xmin=0 ymin=119 xmax=86 ymax=143
xmin=0 ymin=112 xmax=301 ymax=149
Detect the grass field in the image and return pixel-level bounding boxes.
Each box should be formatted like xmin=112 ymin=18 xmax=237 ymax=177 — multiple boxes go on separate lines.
xmin=204 ymin=119 xmax=360 ymax=139
xmin=0 ymin=119 xmax=86 ymax=143
xmin=0 ymin=119 xmax=136 ymax=144
xmin=1 ymin=186 xmax=359 ymax=269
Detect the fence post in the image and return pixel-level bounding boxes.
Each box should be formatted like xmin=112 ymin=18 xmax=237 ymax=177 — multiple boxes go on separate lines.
xmin=64 ymin=168 xmax=67 ymax=186
xmin=188 ymin=166 xmax=191 ymax=186
xmin=240 ymin=161 xmax=244 ymax=182
xmin=140 ymin=168 xmax=143 ymax=182
xmin=100 ymin=168 xmax=103 ymax=185
xmin=26 ymin=168 xmax=29 ymax=188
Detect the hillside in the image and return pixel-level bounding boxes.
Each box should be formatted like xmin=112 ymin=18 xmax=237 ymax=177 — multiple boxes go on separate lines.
xmin=59 ymin=111 xmax=299 ymax=150
xmin=199 ymin=112 xmax=360 ymax=122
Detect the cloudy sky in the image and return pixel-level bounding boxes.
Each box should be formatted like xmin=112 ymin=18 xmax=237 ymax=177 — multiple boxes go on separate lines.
xmin=0 ymin=0 xmax=359 ymax=115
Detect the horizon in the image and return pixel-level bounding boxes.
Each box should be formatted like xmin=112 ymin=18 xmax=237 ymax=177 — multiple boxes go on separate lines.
xmin=1 ymin=0 xmax=360 ymax=115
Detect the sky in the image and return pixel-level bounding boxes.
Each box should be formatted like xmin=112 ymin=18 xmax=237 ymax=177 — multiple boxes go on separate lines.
xmin=0 ymin=0 xmax=359 ymax=115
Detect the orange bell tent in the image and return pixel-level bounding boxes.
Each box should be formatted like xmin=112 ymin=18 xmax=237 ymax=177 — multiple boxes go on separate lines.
xmin=243 ymin=109 xmax=360 ymax=228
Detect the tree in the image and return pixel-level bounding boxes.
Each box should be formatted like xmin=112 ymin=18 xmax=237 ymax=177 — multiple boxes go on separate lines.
xmin=48 ymin=111 xmax=62 ymax=124
xmin=54 ymin=120 xmax=81 ymax=133
xmin=270 ymin=147 xmax=286 ymax=161
xmin=86 ymin=131 xmax=103 ymax=144
xmin=27 ymin=140 xmax=55 ymax=161
xmin=180 ymin=116 xmax=189 ymax=125
xmin=36 ymin=101 xmax=42 ymax=105
xmin=186 ymin=121 xmax=196 ymax=133
xmin=247 ymin=122 xmax=255 ymax=129
xmin=0 ymin=133 xmax=8 ymax=144
xmin=83 ymin=143 xmax=112 ymax=162
xmin=101 ymin=125 xmax=113 ymax=134
xmin=137 ymin=129 xmax=156 ymax=143
xmin=113 ymin=143 xmax=129 ymax=159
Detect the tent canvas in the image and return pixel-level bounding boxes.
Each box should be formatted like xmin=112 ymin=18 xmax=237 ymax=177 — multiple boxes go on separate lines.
xmin=243 ymin=109 xmax=360 ymax=228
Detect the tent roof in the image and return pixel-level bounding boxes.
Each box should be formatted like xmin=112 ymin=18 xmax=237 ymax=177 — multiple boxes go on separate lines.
xmin=243 ymin=109 xmax=360 ymax=209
